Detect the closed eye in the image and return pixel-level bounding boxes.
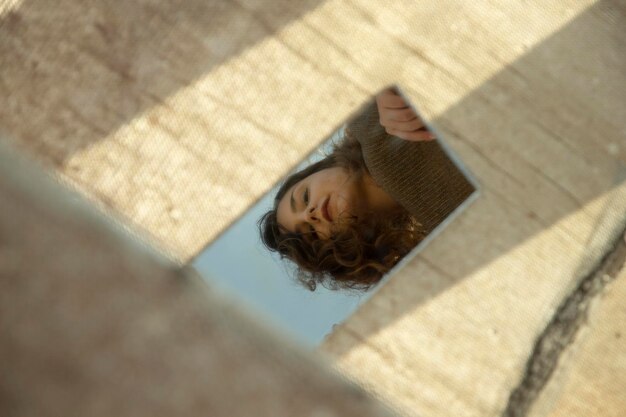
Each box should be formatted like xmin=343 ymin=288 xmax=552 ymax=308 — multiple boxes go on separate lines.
xmin=303 ymin=188 xmax=309 ymax=206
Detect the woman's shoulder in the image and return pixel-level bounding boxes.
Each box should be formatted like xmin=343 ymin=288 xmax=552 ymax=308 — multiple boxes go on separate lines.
xmin=344 ymin=100 xmax=386 ymax=149
xmin=343 ymin=98 xmax=475 ymax=232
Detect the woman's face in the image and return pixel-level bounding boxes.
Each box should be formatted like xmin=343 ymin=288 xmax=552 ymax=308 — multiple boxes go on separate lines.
xmin=276 ymin=167 xmax=363 ymax=240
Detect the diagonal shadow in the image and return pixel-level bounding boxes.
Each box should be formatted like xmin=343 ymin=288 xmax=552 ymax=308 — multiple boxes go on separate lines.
xmin=0 ymin=0 xmax=325 ymax=165
xmin=323 ymin=0 xmax=626 ymax=354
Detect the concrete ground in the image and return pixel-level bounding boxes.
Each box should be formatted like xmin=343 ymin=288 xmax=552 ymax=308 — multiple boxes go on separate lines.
xmin=509 ymin=231 xmax=626 ymax=417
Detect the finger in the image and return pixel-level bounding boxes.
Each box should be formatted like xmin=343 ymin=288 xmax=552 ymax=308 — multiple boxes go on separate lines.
xmin=381 ymin=117 xmax=427 ymax=132
xmin=386 ymin=128 xmax=436 ymax=142
xmin=376 ymin=89 xmax=410 ymax=109
xmin=381 ymin=106 xmax=420 ymax=122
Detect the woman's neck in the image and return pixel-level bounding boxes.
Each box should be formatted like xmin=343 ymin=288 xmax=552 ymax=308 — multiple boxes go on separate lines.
xmin=360 ymin=172 xmax=399 ymax=213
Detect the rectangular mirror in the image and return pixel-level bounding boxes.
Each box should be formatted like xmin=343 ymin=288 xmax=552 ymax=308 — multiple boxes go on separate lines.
xmin=192 ymin=87 xmax=479 ymax=348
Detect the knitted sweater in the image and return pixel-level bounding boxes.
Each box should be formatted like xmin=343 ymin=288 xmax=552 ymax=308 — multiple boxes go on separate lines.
xmin=346 ymin=101 xmax=475 ymax=233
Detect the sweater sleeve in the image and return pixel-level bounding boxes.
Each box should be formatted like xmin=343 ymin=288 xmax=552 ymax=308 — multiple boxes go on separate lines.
xmin=346 ymin=99 xmax=475 ymax=233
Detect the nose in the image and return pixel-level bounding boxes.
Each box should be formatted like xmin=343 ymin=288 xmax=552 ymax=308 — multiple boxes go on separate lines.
xmin=306 ymin=205 xmax=320 ymax=223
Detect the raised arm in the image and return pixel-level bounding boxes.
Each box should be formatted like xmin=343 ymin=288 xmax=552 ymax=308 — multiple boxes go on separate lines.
xmin=375 ymin=88 xmax=436 ymax=142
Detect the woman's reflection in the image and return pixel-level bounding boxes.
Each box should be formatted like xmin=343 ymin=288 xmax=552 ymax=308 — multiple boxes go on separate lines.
xmin=259 ymin=88 xmax=474 ymax=291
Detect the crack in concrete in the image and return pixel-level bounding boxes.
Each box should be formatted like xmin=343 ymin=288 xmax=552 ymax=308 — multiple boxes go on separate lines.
xmin=502 ymin=230 xmax=626 ymax=417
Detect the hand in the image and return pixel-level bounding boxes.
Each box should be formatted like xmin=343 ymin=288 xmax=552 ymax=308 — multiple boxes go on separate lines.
xmin=375 ymin=88 xmax=436 ymax=141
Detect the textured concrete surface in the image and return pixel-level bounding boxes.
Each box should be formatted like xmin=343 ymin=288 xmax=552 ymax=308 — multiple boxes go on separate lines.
xmin=506 ymin=231 xmax=626 ymax=417
xmin=0 ymin=141 xmax=396 ymax=417
xmin=1 ymin=1 xmax=625 ymax=417
xmin=525 ymin=235 xmax=626 ymax=417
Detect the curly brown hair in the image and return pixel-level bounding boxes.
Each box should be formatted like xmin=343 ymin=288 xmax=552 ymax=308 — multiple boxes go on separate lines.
xmin=258 ymin=134 xmax=424 ymax=292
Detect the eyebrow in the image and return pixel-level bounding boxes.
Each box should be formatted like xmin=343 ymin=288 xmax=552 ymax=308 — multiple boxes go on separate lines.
xmin=290 ymin=188 xmax=296 ymax=213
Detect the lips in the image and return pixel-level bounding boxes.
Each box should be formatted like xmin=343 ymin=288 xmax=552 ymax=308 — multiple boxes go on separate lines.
xmin=321 ymin=196 xmax=332 ymax=222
